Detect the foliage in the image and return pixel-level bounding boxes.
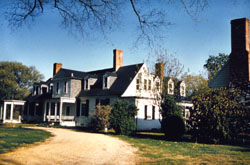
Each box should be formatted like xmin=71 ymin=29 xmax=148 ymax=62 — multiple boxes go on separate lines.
xmin=109 ymin=99 xmax=138 ymax=135
xmin=0 ymin=61 xmax=44 ymax=100
xmin=163 ymin=115 xmax=186 ymax=140
xmin=91 ymin=105 xmax=112 ymax=131
xmin=160 ymin=93 xmax=185 ymax=139
xmin=117 ymin=132 xmax=250 ymax=164
xmin=3 ymin=0 xmax=208 ymax=46
xmin=203 ymin=53 xmax=229 ymax=81
xmin=0 ymin=127 xmax=51 ymax=154
xmin=181 ymin=73 xmax=209 ymax=99
xmin=190 ymin=88 xmax=249 ymax=144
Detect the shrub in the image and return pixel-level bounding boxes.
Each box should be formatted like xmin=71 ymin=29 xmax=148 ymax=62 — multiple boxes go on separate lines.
xmin=190 ymin=88 xmax=249 ymax=144
xmin=160 ymin=93 xmax=185 ymax=140
xmin=109 ymin=99 xmax=138 ymax=135
xmin=162 ymin=115 xmax=186 ymax=140
xmin=91 ymin=105 xmax=111 ymax=131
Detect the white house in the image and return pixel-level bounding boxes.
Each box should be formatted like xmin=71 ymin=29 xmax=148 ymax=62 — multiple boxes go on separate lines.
xmin=22 ymin=49 xmax=188 ymax=130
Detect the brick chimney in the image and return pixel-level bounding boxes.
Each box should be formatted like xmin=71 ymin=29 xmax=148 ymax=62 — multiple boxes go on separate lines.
xmin=113 ymin=49 xmax=123 ymax=71
xmin=53 ymin=63 xmax=62 ymax=76
xmin=155 ymin=63 xmax=165 ymax=80
xmin=230 ymin=18 xmax=250 ymax=82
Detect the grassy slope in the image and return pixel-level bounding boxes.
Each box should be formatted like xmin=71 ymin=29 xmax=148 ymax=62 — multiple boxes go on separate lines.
xmin=0 ymin=127 xmax=52 ymax=154
xmin=117 ymin=132 xmax=250 ymax=164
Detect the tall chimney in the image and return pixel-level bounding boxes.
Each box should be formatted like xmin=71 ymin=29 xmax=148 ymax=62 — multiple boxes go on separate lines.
xmin=113 ymin=49 xmax=123 ymax=71
xmin=53 ymin=63 xmax=62 ymax=76
xmin=155 ymin=63 xmax=165 ymax=80
xmin=231 ymin=18 xmax=249 ymax=52
xmin=230 ymin=18 xmax=250 ymax=82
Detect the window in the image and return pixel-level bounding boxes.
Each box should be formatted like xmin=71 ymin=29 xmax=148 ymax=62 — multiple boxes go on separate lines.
xmin=104 ymin=77 xmax=108 ymax=88
xmin=148 ymin=80 xmax=152 ymax=90
xmin=144 ymin=105 xmax=147 ymax=120
xmin=136 ymin=78 xmax=140 ymax=90
xmin=96 ymin=99 xmax=100 ymax=106
xmin=100 ymin=99 xmax=110 ymax=105
xmin=35 ymin=86 xmax=39 ymax=95
xmin=66 ymin=106 xmax=70 ymax=116
xmin=56 ymin=82 xmax=59 ymax=94
xmin=156 ymin=82 xmax=160 ymax=90
xmin=180 ymin=84 xmax=185 ymax=97
xmin=81 ymin=100 xmax=89 ymax=117
xmin=64 ymin=81 xmax=68 ymax=93
xmin=168 ymin=80 xmax=174 ymax=95
xmin=57 ymin=103 xmax=60 ymax=115
xmin=152 ymin=106 xmax=155 ymax=120
xmin=6 ymin=104 xmax=11 ymax=120
xmin=144 ymin=79 xmax=147 ymax=90
xmin=85 ymin=79 xmax=88 ymax=90
xmin=42 ymin=87 xmax=47 ymax=94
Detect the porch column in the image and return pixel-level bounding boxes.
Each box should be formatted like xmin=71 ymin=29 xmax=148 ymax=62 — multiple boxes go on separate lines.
xmin=54 ymin=102 xmax=57 ymax=122
xmin=43 ymin=101 xmax=47 ymax=122
xmin=59 ymin=101 xmax=63 ymax=123
xmin=10 ymin=103 xmax=13 ymax=122
xmin=0 ymin=105 xmax=2 ymax=120
xmin=48 ymin=102 xmax=51 ymax=122
xmin=3 ymin=102 xmax=6 ymax=123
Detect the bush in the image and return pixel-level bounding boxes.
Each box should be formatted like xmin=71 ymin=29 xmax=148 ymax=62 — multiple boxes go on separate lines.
xmin=90 ymin=105 xmax=111 ymax=131
xmin=190 ymin=88 xmax=249 ymax=144
xmin=109 ymin=99 xmax=138 ymax=135
xmin=162 ymin=115 xmax=185 ymax=140
xmin=160 ymin=93 xmax=185 ymax=140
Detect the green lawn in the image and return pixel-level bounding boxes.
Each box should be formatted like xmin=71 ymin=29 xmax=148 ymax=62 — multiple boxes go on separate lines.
xmin=117 ymin=132 xmax=250 ymax=164
xmin=0 ymin=127 xmax=52 ymax=154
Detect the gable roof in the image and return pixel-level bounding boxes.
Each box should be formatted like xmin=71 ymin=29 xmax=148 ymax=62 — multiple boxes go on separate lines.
xmin=78 ymin=63 xmax=144 ymax=97
xmin=208 ymin=62 xmax=230 ymax=88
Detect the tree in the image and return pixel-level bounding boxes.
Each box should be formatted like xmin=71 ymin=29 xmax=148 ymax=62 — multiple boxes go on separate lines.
xmin=190 ymin=88 xmax=249 ymax=144
xmin=90 ymin=105 xmax=112 ymax=131
xmin=203 ymin=53 xmax=229 ymax=81
xmin=160 ymin=93 xmax=185 ymax=140
xmin=0 ymin=61 xmax=44 ymax=100
xmin=153 ymin=47 xmax=185 ymax=79
xmin=3 ymin=0 xmax=209 ymax=46
xmin=181 ymin=73 xmax=209 ymax=99
xmin=109 ymin=99 xmax=138 ymax=135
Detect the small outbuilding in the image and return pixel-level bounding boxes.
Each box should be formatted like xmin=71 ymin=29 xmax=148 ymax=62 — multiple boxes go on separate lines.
xmin=0 ymin=100 xmax=26 ymax=123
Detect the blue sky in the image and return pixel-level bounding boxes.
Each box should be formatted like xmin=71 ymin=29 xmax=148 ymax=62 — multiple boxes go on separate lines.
xmin=0 ymin=0 xmax=249 ymax=80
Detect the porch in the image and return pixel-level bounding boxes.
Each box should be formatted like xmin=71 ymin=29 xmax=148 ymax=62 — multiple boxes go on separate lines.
xmin=0 ymin=100 xmax=26 ymax=123
xmin=43 ymin=97 xmax=76 ymax=126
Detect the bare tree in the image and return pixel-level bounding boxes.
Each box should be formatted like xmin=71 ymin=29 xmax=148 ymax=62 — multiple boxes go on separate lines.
xmin=3 ymin=0 xmax=209 ymax=46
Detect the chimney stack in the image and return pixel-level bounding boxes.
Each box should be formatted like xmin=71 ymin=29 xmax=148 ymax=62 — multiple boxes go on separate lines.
xmin=230 ymin=18 xmax=250 ymax=82
xmin=231 ymin=18 xmax=249 ymax=52
xmin=155 ymin=63 xmax=165 ymax=80
xmin=113 ymin=49 xmax=123 ymax=71
xmin=53 ymin=63 xmax=62 ymax=76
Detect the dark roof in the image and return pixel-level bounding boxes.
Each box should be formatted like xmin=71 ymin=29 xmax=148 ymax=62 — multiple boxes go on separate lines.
xmin=208 ymin=62 xmax=230 ymax=88
xmin=78 ymin=63 xmax=144 ymax=97
xmin=25 ymin=93 xmax=52 ymax=102
xmin=53 ymin=68 xmax=87 ymax=80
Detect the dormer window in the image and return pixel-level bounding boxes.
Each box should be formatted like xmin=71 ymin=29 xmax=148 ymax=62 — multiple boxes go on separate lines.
xmin=85 ymin=79 xmax=89 ymax=90
xmin=168 ymin=79 xmax=174 ymax=95
xmin=36 ymin=86 xmax=39 ymax=95
xmin=103 ymin=72 xmax=117 ymax=89
xmin=104 ymin=77 xmax=108 ymax=88
xmin=180 ymin=82 xmax=186 ymax=97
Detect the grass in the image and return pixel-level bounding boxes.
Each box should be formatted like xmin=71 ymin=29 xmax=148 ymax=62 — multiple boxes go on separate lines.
xmin=115 ymin=132 xmax=250 ymax=164
xmin=0 ymin=126 xmax=52 ymax=154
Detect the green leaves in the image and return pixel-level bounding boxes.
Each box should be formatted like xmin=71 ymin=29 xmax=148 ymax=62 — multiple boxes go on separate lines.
xmin=0 ymin=61 xmax=44 ymax=100
xmin=190 ymin=88 xmax=249 ymax=143
xmin=109 ymin=99 xmax=138 ymax=135
xmin=203 ymin=53 xmax=229 ymax=81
